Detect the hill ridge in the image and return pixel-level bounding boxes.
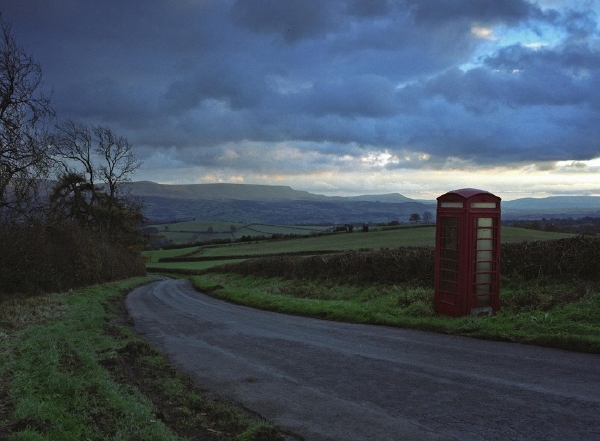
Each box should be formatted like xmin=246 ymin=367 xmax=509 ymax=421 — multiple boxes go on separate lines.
xmin=125 ymin=181 xmax=415 ymax=203
xmin=127 ymin=181 xmax=600 ymax=224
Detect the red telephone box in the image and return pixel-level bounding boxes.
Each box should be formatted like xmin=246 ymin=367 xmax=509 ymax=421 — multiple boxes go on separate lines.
xmin=434 ymin=188 xmax=501 ymax=317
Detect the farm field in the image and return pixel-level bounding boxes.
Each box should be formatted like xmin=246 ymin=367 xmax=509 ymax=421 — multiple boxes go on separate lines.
xmin=145 ymin=225 xmax=574 ymax=270
xmin=147 ymin=220 xmax=330 ymax=245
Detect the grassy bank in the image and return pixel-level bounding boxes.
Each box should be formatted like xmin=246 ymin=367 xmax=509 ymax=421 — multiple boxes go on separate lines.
xmin=190 ymin=273 xmax=600 ymax=354
xmin=0 ymin=279 xmax=284 ymax=441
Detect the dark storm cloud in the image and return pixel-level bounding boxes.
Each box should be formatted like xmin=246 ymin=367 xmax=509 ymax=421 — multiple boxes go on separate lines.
xmin=406 ymin=0 xmax=539 ymax=23
xmin=231 ymin=0 xmax=343 ymax=43
xmin=3 ymin=0 xmax=600 ymax=177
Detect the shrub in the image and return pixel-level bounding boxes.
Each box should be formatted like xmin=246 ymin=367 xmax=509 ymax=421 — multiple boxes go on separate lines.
xmin=501 ymin=236 xmax=600 ymax=282
xmin=207 ymin=247 xmax=434 ymax=286
xmin=207 ymin=236 xmax=600 ymax=287
xmin=0 ymin=221 xmax=146 ymax=296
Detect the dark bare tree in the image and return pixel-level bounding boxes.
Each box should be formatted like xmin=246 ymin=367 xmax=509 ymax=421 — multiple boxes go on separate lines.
xmin=0 ymin=16 xmax=54 ymax=218
xmin=51 ymin=120 xmax=141 ymax=202
xmin=93 ymin=125 xmax=140 ymax=202
xmin=49 ymin=121 xmax=144 ymax=250
xmin=51 ymin=120 xmax=96 ymax=188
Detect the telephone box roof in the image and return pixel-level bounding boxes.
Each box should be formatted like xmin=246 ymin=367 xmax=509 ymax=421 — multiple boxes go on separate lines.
xmin=437 ymin=188 xmax=500 ymax=200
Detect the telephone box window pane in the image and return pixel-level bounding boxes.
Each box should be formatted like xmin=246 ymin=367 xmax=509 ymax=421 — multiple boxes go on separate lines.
xmin=477 ymin=218 xmax=493 ymax=228
xmin=476 ymin=294 xmax=491 ymax=306
xmin=441 ymin=281 xmax=457 ymax=292
xmin=441 ymin=259 xmax=457 ymax=270
xmin=476 ymin=273 xmax=492 ymax=284
xmin=475 ymin=218 xmax=495 ymax=252
xmin=477 ymin=239 xmax=493 ymax=251
xmin=442 ymin=217 xmax=459 ymax=227
xmin=477 ymin=228 xmax=493 ymax=239
xmin=441 ymin=202 xmax=463 ymax=208
xmin=475 ymin=284 xmax=491 ymax=295
xmin=442 ymin=270 xmax=458 ymax=281
xmin=472 ymin=202 xmax=497 ymax=208
xmin=442 ymin=249 xmax=457 ymax=260
xmin=444 ymin=237 xmax=458 ymax=249
xmin=441 ymin=217 xmax=459 ymax=250
xmin=476 ymin=261 xmax=492 ymax=272
xmin=477 ymin=250 xmax=493 ymax=262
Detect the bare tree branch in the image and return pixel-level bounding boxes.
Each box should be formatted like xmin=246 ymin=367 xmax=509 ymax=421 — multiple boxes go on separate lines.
xmin=0 ymin=16 xmax=54 ymax=218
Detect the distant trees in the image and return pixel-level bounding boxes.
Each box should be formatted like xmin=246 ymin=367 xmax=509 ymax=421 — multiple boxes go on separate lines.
xmin=409 ymin=213 xmax=421 ymax=223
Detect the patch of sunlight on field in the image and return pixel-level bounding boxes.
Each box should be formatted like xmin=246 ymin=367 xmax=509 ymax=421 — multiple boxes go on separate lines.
xmin=196 ymin=226 xmax=573 ymax=258
xmin=501 ymin=227 xmax=574 ymax=242
xmin=143 ymin=246 xmax=199 ymax=263
xmin=200 ymin=227 xmax=436 ymax=257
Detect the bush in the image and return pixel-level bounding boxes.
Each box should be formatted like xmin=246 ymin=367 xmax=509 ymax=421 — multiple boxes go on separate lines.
xmin=0 ymin=221 xmax=146 ymax=296
xmin=207 ymin=247 xmax=434 ymax=286
xmin=501 ymin=236 xmax=600 ymax=282
xmin=207 ymin=236 xmax=600 ymax=287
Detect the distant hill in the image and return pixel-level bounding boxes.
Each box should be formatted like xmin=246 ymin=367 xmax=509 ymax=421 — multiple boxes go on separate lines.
xmin=502 ymin=196 xmax=600 ymax=219
xmin=125 ymin=181 xmax=329 ymax=201
xmin=343 ymin=193 xmax=413 ymax=203
xmin=125 ymin=181 xmax=434 ymax=224
xmin=125 ymin=181 xmax=600 ymax=224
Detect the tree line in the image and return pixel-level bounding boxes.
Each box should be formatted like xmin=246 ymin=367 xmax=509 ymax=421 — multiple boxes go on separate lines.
xmin=0 ymin=16 xmax=145 ymax=295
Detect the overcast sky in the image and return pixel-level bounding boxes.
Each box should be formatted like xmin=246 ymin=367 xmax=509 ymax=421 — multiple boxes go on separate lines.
xmin=4 ymin=1 xmax=600 ymax=199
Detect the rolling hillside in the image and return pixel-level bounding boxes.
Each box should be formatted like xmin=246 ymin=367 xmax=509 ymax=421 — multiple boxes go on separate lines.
xmin=127 ymin=182 xmax=436 ymax=224
xmin=127 ymin=181 xmax=600 ymax=225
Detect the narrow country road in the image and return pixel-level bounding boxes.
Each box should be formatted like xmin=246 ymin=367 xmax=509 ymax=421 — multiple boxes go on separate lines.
xmin=125 ymin=278 xmax=600 ymax=441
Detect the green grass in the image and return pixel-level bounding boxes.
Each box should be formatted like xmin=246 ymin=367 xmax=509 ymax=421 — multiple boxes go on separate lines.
xmin=500 ymin=227 xmax=574 ymax=242
xmin=149 ymin=221 xmax=330 ymax=245
xmin=0 ymin=279 xmax=176 ymax=440
xmin=193 ymin=226 xmax=572 ymax=258
xmin=0 ymin=279 xmax=284 ymax=440
xmin=143 ymin=246 xmax=199 ymax=263
xmin=189 ymin=274 xmax=600 ymax=354
xmin=144 ymin=226 xmax=575 ymax=274
xmin=200 ymin=226 xmax=433 ymax=257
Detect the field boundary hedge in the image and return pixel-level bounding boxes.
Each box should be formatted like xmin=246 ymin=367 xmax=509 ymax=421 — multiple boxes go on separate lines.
xmin=200 ymin=236 xmax=600 ymax=286
xmin=0 ymin=222 xmax=146 ymax=296
xmin=158 ymin=249 xmax=340 ymax=263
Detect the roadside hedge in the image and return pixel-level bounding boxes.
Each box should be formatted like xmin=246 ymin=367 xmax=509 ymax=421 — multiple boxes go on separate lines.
xmin=0 ymin=222 xmax=146 ymax=296
xmin=206 ymin=236 xmax=600 ymax=286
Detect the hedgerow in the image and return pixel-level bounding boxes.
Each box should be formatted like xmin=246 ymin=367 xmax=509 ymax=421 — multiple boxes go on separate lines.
xmin=0 ymin=221 xmax=146 ymax=296
xmin=205 ymin=236 xmax=600 ymax=286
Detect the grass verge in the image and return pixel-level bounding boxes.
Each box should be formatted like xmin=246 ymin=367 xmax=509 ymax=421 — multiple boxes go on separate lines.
xmin=0 ymin=278 xmax=285 ymax=441
xmin=190 ymin=273 xmax=600 ymax=354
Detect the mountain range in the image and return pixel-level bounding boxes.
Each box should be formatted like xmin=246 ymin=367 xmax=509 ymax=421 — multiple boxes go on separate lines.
xmin=125 ymin=181 xmax=600 ymax=225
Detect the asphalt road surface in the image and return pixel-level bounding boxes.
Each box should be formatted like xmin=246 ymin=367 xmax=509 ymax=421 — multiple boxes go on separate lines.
xmin=126 ymin=278 xmax=600 ymax=441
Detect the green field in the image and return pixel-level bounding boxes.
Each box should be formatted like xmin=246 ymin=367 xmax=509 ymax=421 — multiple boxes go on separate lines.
xmin=145 ymin=225 xmax=574 ymax=270
xmin=148 ymin=220 xmax=331 ymax=245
